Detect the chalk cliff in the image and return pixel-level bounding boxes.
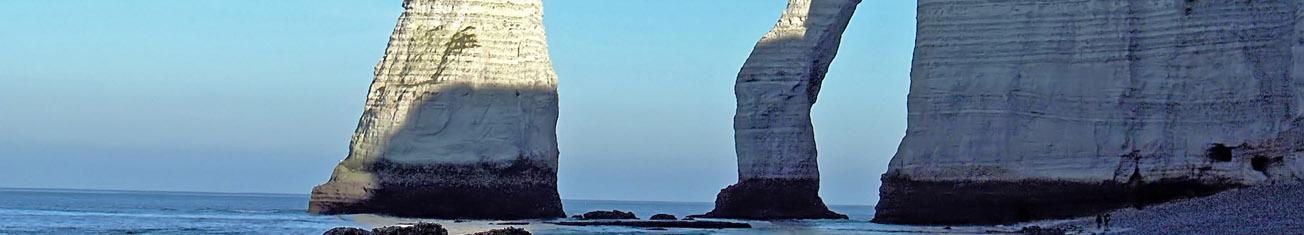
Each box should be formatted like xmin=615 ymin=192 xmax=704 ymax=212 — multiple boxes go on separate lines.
xmin=700 ymin=0 xmax=860 ymax=220
xmin=875 ymin=0 xmax=1304 ymax=225
xmin=309 ymin=0 xmax=563 ymax=219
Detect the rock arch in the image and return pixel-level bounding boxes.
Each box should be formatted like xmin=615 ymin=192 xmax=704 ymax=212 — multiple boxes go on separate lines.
xmin=309 ymin=0 xmax=863 ymax=219
xmin=698 ymin=0 xmax=860 ymax=220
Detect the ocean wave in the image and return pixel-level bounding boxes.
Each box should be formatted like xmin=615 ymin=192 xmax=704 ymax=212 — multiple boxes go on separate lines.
xmin=191 ymin=207 xmax=306 ymax=215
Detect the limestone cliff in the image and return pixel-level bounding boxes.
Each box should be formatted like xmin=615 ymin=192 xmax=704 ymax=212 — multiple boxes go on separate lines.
xmin=700 ymin=0 xmax=860 ymax=220
xmin=875 ymin=0 xmax=1304 ymax=225
xmin=309 ymin=0 xmax=563 ymax=219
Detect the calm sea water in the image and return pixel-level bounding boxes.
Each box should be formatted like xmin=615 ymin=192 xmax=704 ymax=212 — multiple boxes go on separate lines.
xmin=0 ymin=188 xmax=994 ymax=234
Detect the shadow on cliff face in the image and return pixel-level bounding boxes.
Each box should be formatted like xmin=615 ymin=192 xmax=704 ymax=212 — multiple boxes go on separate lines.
xmin=873 ymin=99 xmax=1304 ymax=225
xmin=310 ymin=83 xmax=565 ymax=219
xmin=872 ymin=172 xmax=1238 ymax=225
xmin=700 ymin=0 xmax=858 ymax=220
xmin=309 ymin=0 xmax=566 ymax=219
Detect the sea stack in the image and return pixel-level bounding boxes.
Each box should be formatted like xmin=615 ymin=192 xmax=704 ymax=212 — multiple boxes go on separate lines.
xmin=309 ymin=0 xmax=563 ymax=219
xmin=700 ymin=0 xmax=860 ymax=220
xmin=875 ymin=0 xmax=1304 ymax=225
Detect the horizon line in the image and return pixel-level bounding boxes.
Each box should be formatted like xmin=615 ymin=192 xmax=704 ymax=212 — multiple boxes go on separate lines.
xmin=0 ymin=186 xmax=875 ymax=207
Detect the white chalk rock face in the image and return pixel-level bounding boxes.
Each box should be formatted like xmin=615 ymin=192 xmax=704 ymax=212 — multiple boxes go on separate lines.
xmin=875 ymin=0 xmax=1304 ymax=225
xmin=700 ymin=0 xmax=859 ymax=220
xmin=309 ymin=0 xmax=563 ymax=219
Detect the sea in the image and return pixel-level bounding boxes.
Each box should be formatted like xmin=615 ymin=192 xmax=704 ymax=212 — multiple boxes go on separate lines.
xmin=0 ymin=188 xmax=1002 ymax=234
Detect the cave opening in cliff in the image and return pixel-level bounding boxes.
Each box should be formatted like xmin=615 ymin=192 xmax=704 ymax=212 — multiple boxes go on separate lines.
xmin=1207 ymin=143 xmax=1233 ymax=162
xmin=1250 ymin=156 xmax=1282 ymax=174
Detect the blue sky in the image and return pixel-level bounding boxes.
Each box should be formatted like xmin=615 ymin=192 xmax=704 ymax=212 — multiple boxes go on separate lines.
xmin=0 ymin=0 xmax=915 ymax=206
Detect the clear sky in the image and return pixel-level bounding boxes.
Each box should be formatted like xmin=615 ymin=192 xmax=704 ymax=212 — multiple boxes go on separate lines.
xmin=0 ymin=0 xmax=915 ymax=206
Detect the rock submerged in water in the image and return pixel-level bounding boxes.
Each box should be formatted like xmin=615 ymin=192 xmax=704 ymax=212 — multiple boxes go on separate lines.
xmin=323 ymin=223 xmax=530 ymax=235
xmin=323 ymin=227 xmax=371 ymax=235
xmin=466 ymin=227 xmax=531 ymax=235
xmin=576 ymin=210 xmax=637 ymax=220
xmin=323 ymin=223 xmax=448 ymax=235
xmin=1015 ymin=226 xmax=1067 ymax=235
xmin=307 ymin=0 xmax=564 ymax=219
xmin=371 ymin=223 xmax=448 ymax=235
xmin=875 ymin=0 xmax=1304 ymax=225
xmin=706 ymin=0 xmax=860 ymax=220
xmin=649 ymin=214 xmax=677 ymax=220
xmin=550 ymin=220 xmax=751 ymax=229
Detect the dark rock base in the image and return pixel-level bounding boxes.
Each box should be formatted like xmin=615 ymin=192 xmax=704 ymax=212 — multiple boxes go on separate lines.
xmin=310 ymin=182 xmax=564 ymax=219
xmin=309 ymin=159 xmax=564 ymax=219
xmin=872 ymin=174 xmax=1239 ymax=225
xmin=697 ymin=178 xmax=846 ymax=219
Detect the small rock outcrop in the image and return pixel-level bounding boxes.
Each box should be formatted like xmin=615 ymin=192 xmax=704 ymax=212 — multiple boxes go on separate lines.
xmin=323 ymin=227 xmax=371 ymax=235
xmin=702 ymin=0 xmax=860 ymax=220
xmin=875 ymin=0 xmax=1304 ymax=225
xmin=467 ymin=227 xmax=531 ymax=235
xmin=551 ymin=221 xmax=752 ymax=229
xmin=577 ymin=210 xmax=637 ymax=220
xmin=1016 ymin=226 xmax=1067 ymax=235
xmin=308 ymin=0 xmax=564 ymax=219
xmin=371 ymin=223 xmax=448 ymax=235
xmin=324 ymin=223 xmax=529 ymax=235
xmin=323 ymin=222 xmax=449 ymax=235
xmin=649 ymin=214 xmax=677 ymax=220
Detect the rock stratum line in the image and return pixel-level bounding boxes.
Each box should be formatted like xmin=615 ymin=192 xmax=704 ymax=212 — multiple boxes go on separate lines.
xmin=875 ymin=0 xmax=1304 ymax=225
xmin=309 ymin=0 xmax=563 ymax=219
xmin=700 ymin=0 xmax=861 ymax=220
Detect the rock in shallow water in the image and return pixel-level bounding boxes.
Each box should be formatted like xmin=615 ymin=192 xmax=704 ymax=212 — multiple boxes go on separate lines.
xmin=706 ymin=0 xmax=860 ymax=220
xmin=649 ymin=214 xmax=677 ymax=220
xmin=876 ymin=0 xmax=1304 ymax=225
xmin=577 ymin=210 xmax=637 ymax=220
xmin=550 ymin=220 xmax=752 ymax=229
xmin=324 ymin=223 xmax=530 ymax=235
xmin=308 ymin=0 xmax=563 ymax=219
xmin=323 ymin=222 xmax=449 ymax=235
xmin=466 ymin=227 xmax=530 ymax=235
xmin=371 ymin=223 xmax=448 ymax=235
xmin=323 ymin=227 xmax=371 ymax=235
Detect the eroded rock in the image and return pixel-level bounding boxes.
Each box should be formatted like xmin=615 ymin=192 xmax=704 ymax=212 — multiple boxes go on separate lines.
xmin=704 ymin=0 xmax=860 ymax=220
xmin=308 ymin=0 xmax=563 ymax=219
